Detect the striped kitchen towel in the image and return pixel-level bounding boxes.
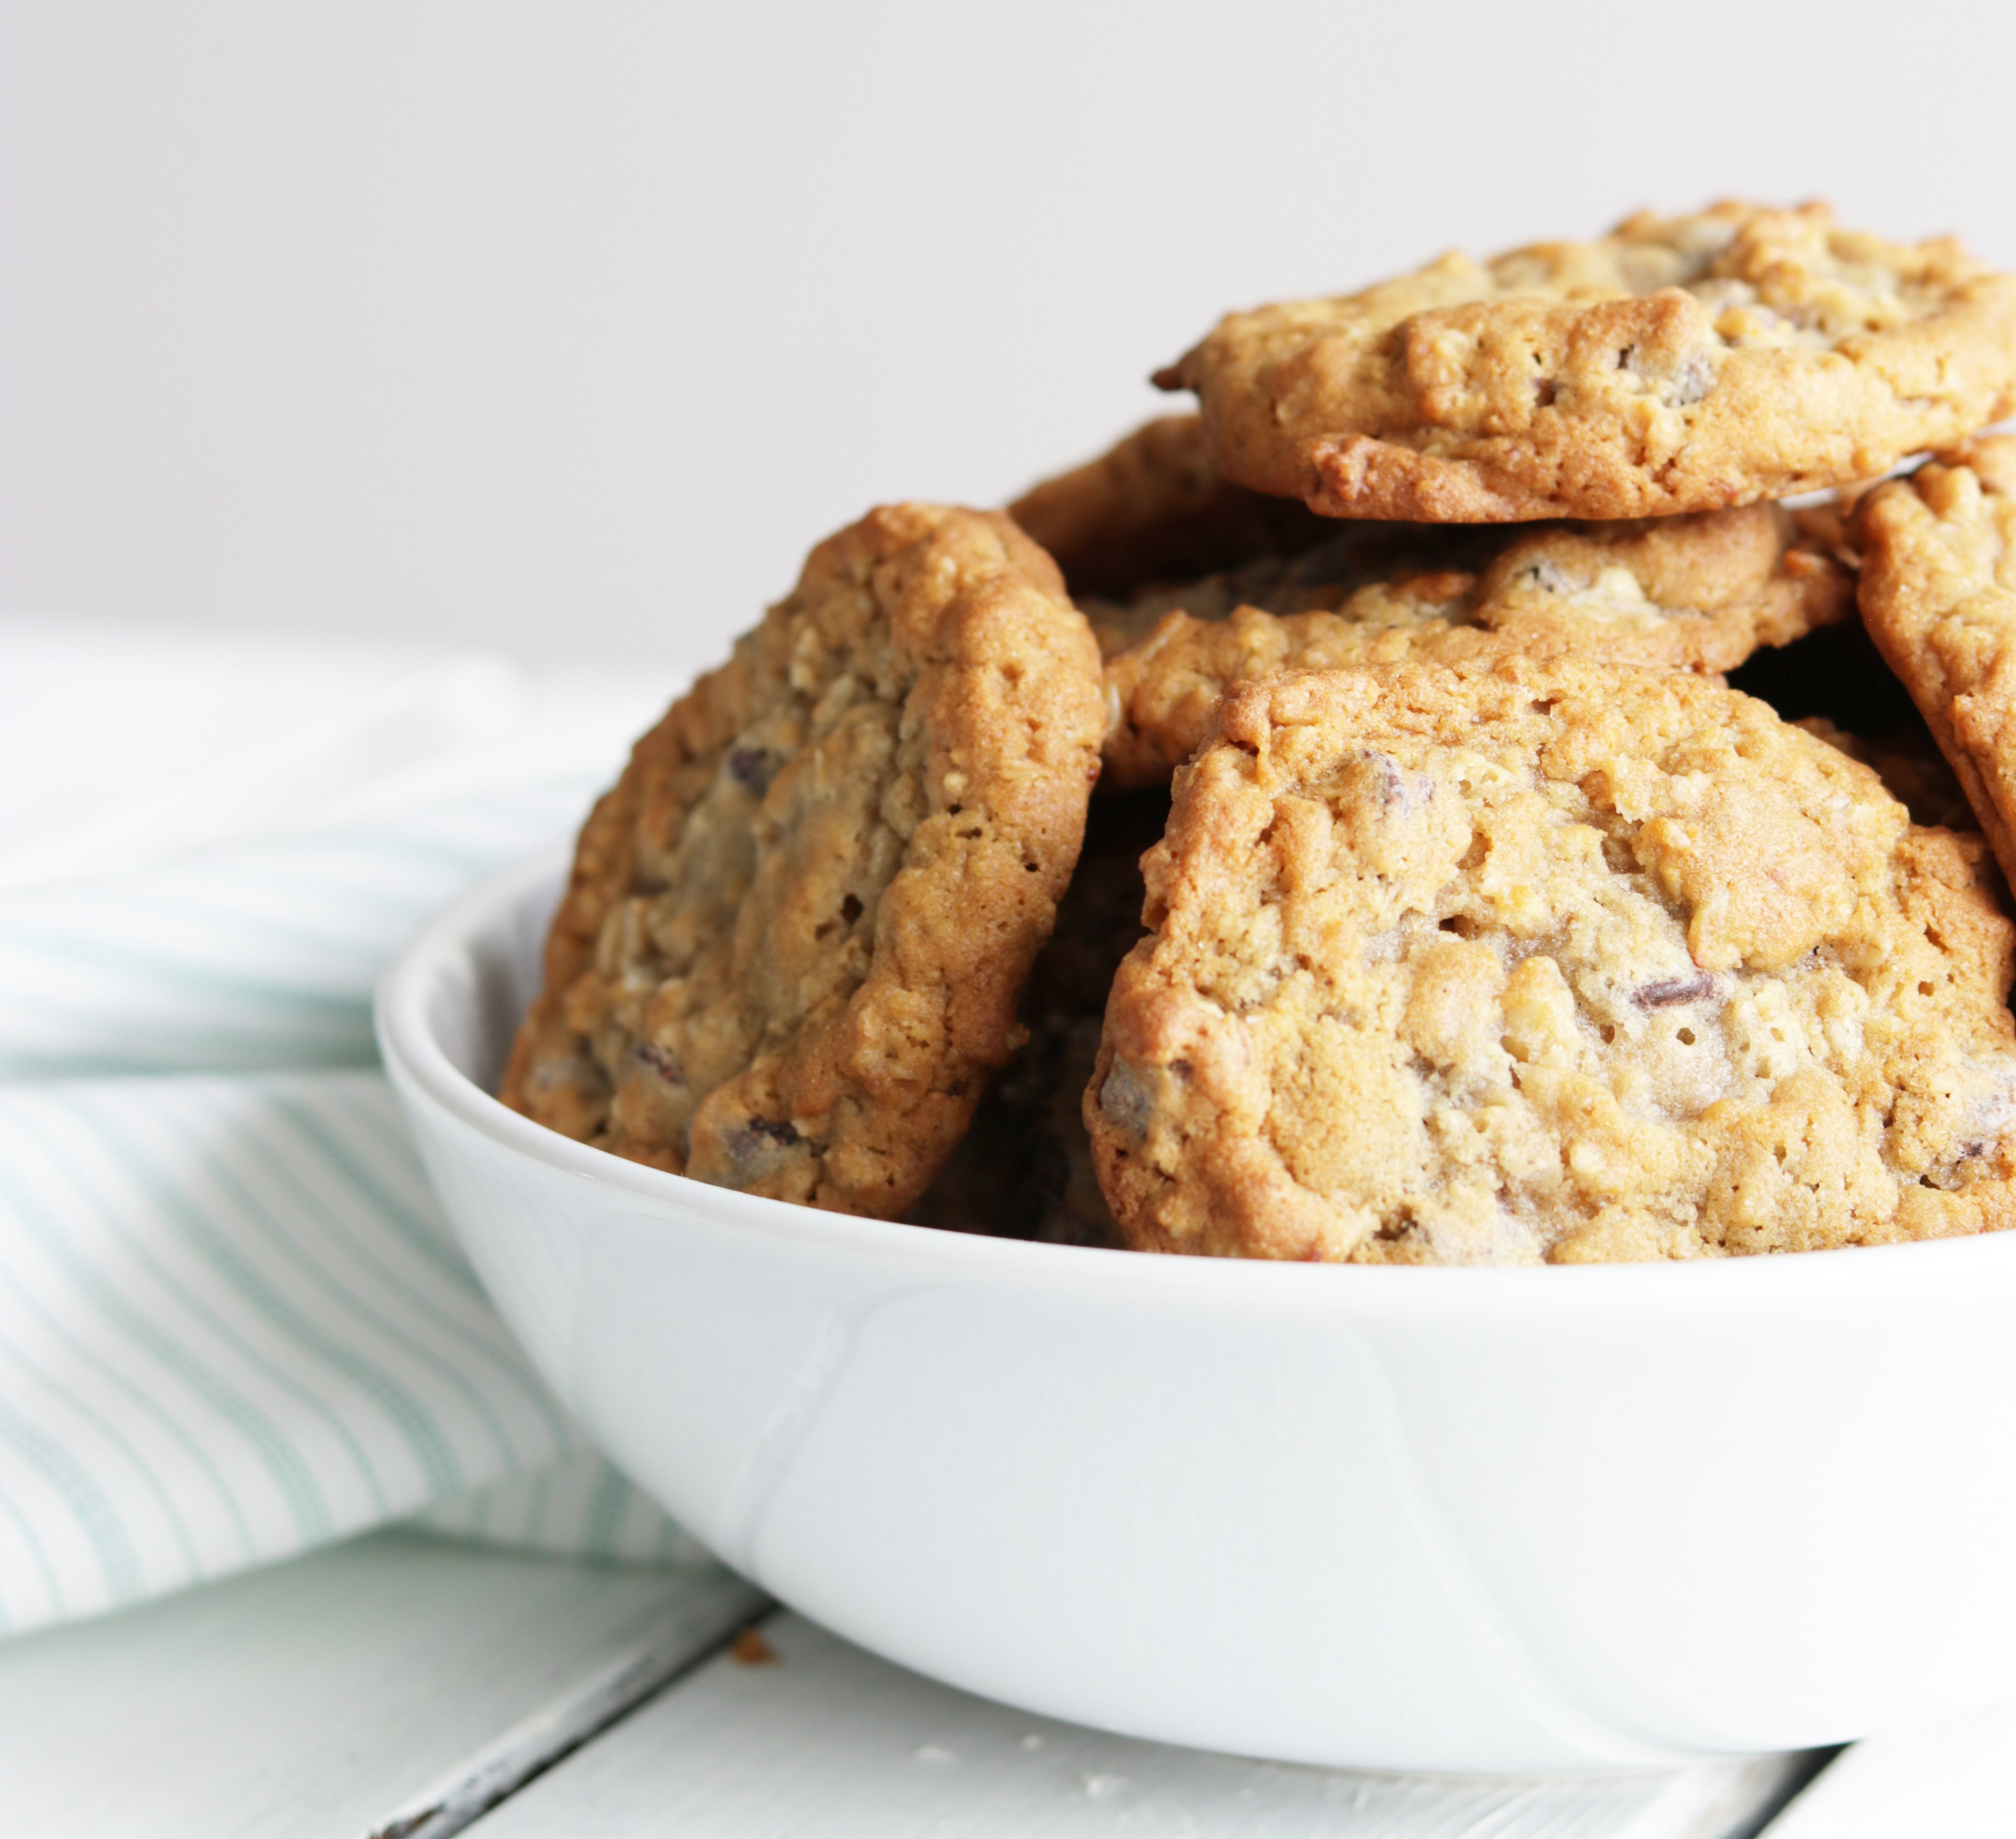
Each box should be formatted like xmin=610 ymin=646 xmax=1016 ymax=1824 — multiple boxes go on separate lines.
xmin=0 ymin=615 xmax=714 ymax=1635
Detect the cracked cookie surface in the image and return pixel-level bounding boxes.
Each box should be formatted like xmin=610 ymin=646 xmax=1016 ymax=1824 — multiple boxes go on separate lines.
xmin=1087 ymin=659 xmax=2016 ymax=1263
xmin=1857 ymin=438 xmax=2016 ymax=891
xmin=501 ymin=503 xmax=1105 ymax=1217
xmin=1165 ymin=202 xmax=2016 ymax=522
xmin=1095 ymin=503 xmax=1850 ymax=788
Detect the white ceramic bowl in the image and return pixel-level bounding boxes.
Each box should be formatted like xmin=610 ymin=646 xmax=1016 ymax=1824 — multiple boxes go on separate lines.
xmin=378 ymin=850 xmax=2016 ymax=1774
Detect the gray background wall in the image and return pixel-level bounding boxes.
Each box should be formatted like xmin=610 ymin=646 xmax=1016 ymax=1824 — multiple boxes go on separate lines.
xmin=2 ymin=1 xmax=2008 ymax=677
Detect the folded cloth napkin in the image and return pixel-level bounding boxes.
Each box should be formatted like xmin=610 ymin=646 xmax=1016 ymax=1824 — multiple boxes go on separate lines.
xmin=0 ymin=614 xmax=714 ymax=1635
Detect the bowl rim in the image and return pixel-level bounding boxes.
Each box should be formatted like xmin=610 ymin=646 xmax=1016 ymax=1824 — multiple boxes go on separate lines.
xmin=375 ymin=846 xmax=2016 ymax=1309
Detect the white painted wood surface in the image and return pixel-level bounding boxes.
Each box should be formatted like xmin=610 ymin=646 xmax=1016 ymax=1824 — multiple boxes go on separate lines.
xmin=0 ymin=1529 xmax=762 ymax=1839
xmin=24 ymin=1522 xmax=1994 ymax=1835
xmin=474 ymin=1611 xmax=1812 ymax=1838
xmin=1757 ymin=1697 xmax=2016 ymax=1837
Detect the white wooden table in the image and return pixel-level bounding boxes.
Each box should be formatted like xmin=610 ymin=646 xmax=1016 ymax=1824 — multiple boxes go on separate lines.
xmin=0 ymin=1529 xmax=2005 ymax=1836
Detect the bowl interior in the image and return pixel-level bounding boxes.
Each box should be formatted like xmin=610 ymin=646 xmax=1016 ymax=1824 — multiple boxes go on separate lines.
xmin=424 ymin=854 xmax=560 ymax=1095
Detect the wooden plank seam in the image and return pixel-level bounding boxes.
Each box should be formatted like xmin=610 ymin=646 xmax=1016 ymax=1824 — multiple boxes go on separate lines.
xmin=364 ymin=1572 xmax=772 ymax=1839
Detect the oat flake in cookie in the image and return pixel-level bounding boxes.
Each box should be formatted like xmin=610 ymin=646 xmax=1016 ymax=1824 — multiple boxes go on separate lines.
xmin=1096 ymin=502 xmax=1850 ymax=789
xmin=501 ymin=503 xmax=1105 ymax=1218
xmin=1164 ymin=202 xmax=2016 ymax=522
xmin=1857 ymin=437 xmax=2016 ymax=891
xmin=1087 ymin=659 xmax=2016 ymax=1264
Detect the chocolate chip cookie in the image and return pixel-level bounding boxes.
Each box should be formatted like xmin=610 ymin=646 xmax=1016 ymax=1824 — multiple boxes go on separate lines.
xmin=501 ymin=503 xmax=1106 ymax=1217
xmin=1088 ymin=658 xmax=2016 ymax=1263
xmin=1723 ymin=615 xmax=1974 ymax=829
xmin=1096 ymin=503 xmax=1851 ymax=788
xmin=1007 ymin=414 xmax=1333 ymax=605
xmin=908 ymin=789 xmax=1166 ymax=1246
xmin=1857 ymin=438 xmax=2016 ymax=889
xmin=1163 ymin=202 xmax=2016 ymax=522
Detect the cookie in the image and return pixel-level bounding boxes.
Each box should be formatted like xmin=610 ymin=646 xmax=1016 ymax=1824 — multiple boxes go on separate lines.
xmin=1096 ymin=503 xmax=1851 ymax=788
xmin=1724 ymin=611 xmax=1975 ymax=832
xmin=1162 ymin=202 xmax=2016 ymax=522
xmin=1797 ymin=715 xmax=1977 ymax=834
xmin=1087 ymin=659 xmax=2016 ymax=1263
xmin=1725 ymin=606 xmax=1916 ymax=735
xmin=1007 ymin=414 xmax=1333 ymax=604
xmin=1856 ymin=438 xmax=2016 ymax=890
xmin=909 ymin=789 xmax=1165 ymax=1246
xmin=501 ymin=503 xmax=1106 ymax=1218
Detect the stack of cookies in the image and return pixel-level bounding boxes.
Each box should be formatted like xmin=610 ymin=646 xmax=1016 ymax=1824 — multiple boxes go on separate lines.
xmin=505 ymin=202 xmax=2016 ymax=1265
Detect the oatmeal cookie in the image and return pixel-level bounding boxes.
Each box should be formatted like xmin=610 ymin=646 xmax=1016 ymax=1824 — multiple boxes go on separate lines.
xmin=1725 ymin=617 xmax=1973 ymax=830
xmin=909 ymin=790 xmax=1165 ymax=1246
xmin=1097 ymin=503 xmax=1850 ymax=787
xmin=1087 ymin=659 xmax=2016 ymax=1263
xmin=1727 ymin=610 xmax=1914 ymax=734
xmin=501 ymin=503 xmax=1106 ymax=1217
xmin=1796 ymin=715 xmax=1976 ymax=834
xmin=1007 ymin=414 xmax=1333 ymax=605
xmin=1857 ymin=438 xmax=2016 ymax=889
xmin=1162 ymin=202 xmax=2016 ymax=522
